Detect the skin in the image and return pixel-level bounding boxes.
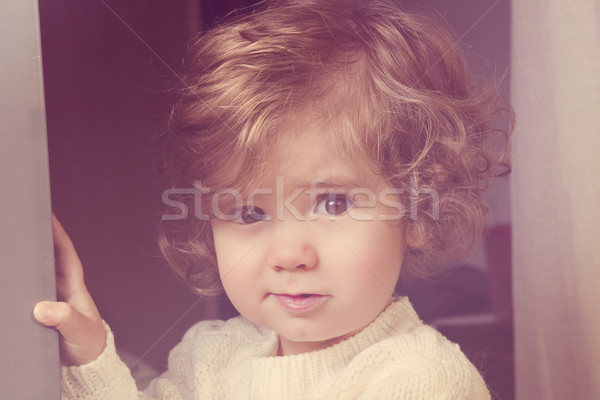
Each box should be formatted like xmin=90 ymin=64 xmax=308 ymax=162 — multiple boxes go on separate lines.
xmin=33 ymin=214 xmax=107 ymax=366
xmin=211 ymin=124 xmax=407 ymax=356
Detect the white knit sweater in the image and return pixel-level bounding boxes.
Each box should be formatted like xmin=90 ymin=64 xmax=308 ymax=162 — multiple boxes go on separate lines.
xmin=61 ymin=297 xmax=490 ymax=399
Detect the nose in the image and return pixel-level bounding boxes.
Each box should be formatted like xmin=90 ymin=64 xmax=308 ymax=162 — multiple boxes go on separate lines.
xmin=266 ymin=221 xmax=318 ymax=271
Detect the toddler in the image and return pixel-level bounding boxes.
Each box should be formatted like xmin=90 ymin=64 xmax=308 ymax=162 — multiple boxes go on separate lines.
xmin=34 ymin=0 xmax=511 ymax=398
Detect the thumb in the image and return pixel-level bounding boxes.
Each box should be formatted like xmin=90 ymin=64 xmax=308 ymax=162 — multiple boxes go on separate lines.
xmin=34 ymin=301 xmax=71 ymax=327
xmin=34 ymin=301 xmax=107 ymax=366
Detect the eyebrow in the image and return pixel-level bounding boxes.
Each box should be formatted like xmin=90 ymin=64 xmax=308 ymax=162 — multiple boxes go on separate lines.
xmin=301 ymin=176 xmax=372 ymax=189
xmin=210 ymin=175 xmax=375 ymax=203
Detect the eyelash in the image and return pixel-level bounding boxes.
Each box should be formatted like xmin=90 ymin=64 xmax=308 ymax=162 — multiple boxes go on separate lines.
xmin=231 ymin=193 xmax=354 ymax=224
xmin=232 ymin=206 xmax=267 ymax=224
xmin=313 ymin=193 xmax=353 ymax=216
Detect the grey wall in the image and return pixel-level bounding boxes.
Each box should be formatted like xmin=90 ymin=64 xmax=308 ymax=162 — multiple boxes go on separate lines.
xmin=0 ymin=0 xmax=60 ymax=398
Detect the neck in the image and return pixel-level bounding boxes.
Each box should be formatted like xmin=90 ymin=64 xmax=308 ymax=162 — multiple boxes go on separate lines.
xmin=277 ymin=329 xmax=359 ymax=356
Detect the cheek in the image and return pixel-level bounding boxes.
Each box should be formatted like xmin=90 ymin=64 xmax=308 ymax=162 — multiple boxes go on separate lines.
xmin=211 ymin=224 xmax=250 ymax=283
xmin=349 ymin=245 xmax=402 ymax=289
xmin=334 ymin=222 xmax=405 ymax=289
xmin=212 ymin=238 xmax=253 ymax=313
xmin=217 ymin=258 xmax=255 ymax=298
xmin=210 ymin=223 xmax=264 ymax=304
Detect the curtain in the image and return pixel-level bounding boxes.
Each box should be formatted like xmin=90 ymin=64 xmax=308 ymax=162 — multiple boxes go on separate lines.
xmin=511 ymin=1 xmax=600 ymax=399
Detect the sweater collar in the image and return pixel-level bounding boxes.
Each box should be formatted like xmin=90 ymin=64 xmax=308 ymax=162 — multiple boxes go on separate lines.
xmin=249 ymin=297 xmax=422 ymax=394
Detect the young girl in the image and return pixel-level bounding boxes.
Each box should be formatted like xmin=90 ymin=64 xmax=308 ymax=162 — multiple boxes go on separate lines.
xmin=34 ymin=0 xmax=511 ymax=398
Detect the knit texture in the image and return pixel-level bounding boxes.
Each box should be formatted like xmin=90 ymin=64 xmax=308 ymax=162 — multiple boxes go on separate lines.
xmin=61 ymin=297 xmax=490 ymax=399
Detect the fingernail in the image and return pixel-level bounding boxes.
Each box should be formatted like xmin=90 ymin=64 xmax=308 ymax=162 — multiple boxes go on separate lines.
xmin=33 ymin=302 xmax=48 ymax=322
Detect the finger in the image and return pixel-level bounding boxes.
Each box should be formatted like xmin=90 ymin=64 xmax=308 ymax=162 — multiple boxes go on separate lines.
xmin=34 ymin=301 xmax=63 ymax=327
xmin=33 ymin=301 xmax=104 ymax=347
xmin=51 ymin=213 xmax=85 ymax=294
xmin=34 ymin=301 xmax=106 ymax=365
xmin=51 ymin=213 xmax=102 ymax=318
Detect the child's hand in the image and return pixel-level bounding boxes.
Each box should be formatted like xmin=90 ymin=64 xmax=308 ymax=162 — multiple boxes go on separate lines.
xmin=33 ymin=214 xmax=107 ymax=366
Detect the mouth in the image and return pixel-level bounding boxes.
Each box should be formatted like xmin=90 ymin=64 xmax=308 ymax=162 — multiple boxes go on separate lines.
xmin=271 ymin=293 xmax=328 ymax=313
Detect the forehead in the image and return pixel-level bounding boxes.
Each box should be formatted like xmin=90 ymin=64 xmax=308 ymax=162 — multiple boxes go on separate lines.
xmin=264 ymin=115 xmax=381 ymax=188
xmin=203 ymin=108 xmax=384 ymax=197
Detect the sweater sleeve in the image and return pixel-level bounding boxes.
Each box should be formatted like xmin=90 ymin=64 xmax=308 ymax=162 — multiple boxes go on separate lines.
xmin=61 ymin=321 xmax=190 ymax=400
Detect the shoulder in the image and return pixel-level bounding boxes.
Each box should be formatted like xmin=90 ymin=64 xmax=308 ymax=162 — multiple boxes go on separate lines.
xmin=392 ymin=325 xmax=489 ymax=399
xmin=359 ymin=325 xmax=490 ymax=399
xmin=167 ymin=314 xmax=275 ymax=366
xmin=161 ymin=315 xmax=276 ymax=395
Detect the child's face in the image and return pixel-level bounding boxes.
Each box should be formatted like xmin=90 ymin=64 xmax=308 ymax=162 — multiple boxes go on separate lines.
xmin=210 ymin=120 xmax=406 ymax=356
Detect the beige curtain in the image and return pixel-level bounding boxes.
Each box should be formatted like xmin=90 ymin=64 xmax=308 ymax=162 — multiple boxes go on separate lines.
xmin=511 ymin=1 xmax=600 ymax=399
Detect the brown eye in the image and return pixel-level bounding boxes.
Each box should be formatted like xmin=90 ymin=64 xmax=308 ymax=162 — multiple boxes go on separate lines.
xmin=238 ymin=206 xmax=266 ymax=224
xmin=315 ymin=194 xmax=352 ymax=216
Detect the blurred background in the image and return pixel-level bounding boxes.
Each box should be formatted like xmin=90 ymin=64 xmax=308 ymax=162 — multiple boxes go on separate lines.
xmin=40 ymin=0 xmax=513 ymax=398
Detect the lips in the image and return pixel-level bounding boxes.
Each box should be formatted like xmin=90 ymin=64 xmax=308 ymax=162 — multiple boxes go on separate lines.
xmin=272 ymin=293 xmax=328 ymax=313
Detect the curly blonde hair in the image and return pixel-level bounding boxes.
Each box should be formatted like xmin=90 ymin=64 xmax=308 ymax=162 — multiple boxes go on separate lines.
xmin=158 ymin=0 xmax=513 ymax=295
